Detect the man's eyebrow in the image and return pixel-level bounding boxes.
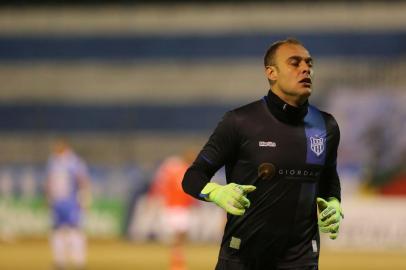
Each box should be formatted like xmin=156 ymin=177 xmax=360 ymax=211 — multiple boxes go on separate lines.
xmin=287 ymin=56 xmax=313 ymax=62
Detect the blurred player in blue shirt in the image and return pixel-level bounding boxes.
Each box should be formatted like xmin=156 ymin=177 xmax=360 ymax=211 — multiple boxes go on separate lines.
xmin=45 ymin=139 xmax=91 ymax=270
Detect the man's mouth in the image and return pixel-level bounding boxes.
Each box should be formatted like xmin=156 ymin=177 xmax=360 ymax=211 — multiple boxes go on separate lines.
xmin=299 ymin=78 xmax=312 ymax=86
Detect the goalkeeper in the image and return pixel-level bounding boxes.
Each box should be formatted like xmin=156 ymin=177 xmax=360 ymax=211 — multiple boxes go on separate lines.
xmin=182 ymin=38 xmax=343 ymax=270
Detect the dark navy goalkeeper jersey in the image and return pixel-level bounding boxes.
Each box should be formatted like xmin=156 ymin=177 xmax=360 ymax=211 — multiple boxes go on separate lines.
xmin=182 ymin=90 xmax=341 ymax=269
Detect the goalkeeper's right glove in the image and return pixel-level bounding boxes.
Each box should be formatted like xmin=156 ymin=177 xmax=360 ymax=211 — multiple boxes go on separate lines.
xmin=200 ymin=182 xmax=256 ymax=216
xmin=317 ymin=197 xmax=344 ymax=240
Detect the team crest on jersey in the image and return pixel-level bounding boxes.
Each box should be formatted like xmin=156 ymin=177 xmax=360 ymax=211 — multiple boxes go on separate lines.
xmin=310 ymin=136 xmax=325 ymax=156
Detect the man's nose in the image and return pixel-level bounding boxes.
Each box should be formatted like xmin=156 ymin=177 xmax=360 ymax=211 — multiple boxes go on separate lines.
xmin=300 ymin=63 xmax=312 ymax=75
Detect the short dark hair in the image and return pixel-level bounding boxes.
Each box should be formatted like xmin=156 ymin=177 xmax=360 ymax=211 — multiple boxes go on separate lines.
xmin=263 ymin=38 xmax=304 ymax=67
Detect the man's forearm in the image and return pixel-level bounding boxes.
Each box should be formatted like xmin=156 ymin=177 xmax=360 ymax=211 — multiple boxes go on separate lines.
xmin=182 ymin=166 xmax=212 ymax=200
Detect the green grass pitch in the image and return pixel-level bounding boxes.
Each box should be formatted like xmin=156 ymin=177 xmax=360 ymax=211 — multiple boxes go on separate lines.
xmin=0 ymin=239 xmax=405 ymax=270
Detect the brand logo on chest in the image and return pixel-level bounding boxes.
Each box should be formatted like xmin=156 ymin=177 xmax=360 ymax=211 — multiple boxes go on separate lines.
xmin=259 ymin=141 xmax=276 ymax=147
xmin=310 ymin=136 xmax=325 ymax=156
xmin=278 ymin=168 xmax=321 ymax=178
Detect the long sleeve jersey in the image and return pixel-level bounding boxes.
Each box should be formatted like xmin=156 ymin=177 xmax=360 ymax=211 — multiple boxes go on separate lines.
xmin=182 ymin=90 xmax=341 ymax=268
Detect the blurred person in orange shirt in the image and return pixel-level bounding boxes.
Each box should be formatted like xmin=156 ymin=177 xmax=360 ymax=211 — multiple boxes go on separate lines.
xmin=148 ymin=148 xmax=197 ymax=270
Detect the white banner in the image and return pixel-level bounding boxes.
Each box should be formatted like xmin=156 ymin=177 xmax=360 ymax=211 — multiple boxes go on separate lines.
xmin=323 ymin=197 xmax=406 ymax=250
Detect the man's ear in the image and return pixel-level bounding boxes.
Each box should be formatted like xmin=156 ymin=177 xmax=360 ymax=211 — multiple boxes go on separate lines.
xmin=265 ymin=66 xmax=278 ymax=81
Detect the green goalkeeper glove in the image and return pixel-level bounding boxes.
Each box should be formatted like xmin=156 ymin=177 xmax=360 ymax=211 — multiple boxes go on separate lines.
xmin=317 ymin=197 xmax=344 ymax=240
xmin=200 ymin=182 xmax=256 ymax=216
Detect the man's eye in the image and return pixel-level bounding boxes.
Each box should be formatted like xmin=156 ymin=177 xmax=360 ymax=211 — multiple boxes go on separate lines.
xmin=290 ymin=61 xmax=299 ymax=66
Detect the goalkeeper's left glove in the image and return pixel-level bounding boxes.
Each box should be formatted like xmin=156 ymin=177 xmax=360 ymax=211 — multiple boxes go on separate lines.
xmin=317 ymin=197 xmax=343 ymax=240
xmin=200 ymin=182 xmax=256 ymax=216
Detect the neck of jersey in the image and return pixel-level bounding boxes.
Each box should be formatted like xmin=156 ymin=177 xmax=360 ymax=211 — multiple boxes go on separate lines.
xmin=265 ymin=89 xmax=309 ymax=124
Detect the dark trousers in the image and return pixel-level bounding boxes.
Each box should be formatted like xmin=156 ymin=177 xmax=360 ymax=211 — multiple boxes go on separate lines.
xmin=215 ymin=258 xmax=318 ymax=270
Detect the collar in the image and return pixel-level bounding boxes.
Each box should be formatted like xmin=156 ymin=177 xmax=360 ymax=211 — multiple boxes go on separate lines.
xmin=264 ymin=89 xmax=308 ymax=124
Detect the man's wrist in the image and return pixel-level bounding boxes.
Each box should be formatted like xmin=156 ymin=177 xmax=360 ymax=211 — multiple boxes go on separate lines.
xmin=199 ymin=182 xmax=220 ymax=201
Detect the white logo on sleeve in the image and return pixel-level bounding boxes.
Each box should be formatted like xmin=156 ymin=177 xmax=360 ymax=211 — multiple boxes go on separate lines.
xmin=259 ymin=141 xmax=276 ymax=147
xmin=312 ymin=240 xmax=318 ymax=253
